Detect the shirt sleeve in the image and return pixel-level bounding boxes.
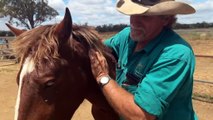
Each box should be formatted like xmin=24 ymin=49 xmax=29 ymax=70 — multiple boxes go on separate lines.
xmin=134 ymin=57 xmax=190 ymax=117
xmin=104 ymin=27 xmax=130 ymax=58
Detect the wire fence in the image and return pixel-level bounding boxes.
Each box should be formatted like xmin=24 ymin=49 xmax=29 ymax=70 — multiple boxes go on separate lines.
xmin=0 ymin=37 xmax=17 ymax=62
xmin=1 ymin=37 xmax=213 ymax=103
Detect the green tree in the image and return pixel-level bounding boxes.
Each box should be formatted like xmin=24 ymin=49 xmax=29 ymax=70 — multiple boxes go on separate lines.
xmin=0 ymin=0 xmax=8 ymax=17
xmin=3 ymin=0 xmax=59 ymax=29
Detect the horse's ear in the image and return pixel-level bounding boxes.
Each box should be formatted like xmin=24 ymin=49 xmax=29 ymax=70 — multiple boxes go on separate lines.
xmin=5 ymin=23 xmax=26 ymax=36
xmin=55 ymin=8 xmax=72 ymax=42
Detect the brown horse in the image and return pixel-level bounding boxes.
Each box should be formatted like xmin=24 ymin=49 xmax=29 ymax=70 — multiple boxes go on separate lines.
xmin=7 ymin=8 xmax=119 ymax=120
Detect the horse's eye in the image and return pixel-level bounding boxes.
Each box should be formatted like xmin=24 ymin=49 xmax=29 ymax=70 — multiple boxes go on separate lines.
xmin=45 ymin=80 xmax=55 ymax=87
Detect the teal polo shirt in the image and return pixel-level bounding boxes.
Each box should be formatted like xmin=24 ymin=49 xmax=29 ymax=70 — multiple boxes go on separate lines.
xmin=104 ymin=27 xmax=198 ymax=120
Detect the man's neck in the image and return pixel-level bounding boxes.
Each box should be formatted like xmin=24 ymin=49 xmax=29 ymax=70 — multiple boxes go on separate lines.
xmin=134 ymin=39 xmax=150 ymax=52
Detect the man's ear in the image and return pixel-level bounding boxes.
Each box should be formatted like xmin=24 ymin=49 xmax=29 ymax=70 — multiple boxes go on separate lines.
xmin=162 ymin=15 xmax=176 ymax=28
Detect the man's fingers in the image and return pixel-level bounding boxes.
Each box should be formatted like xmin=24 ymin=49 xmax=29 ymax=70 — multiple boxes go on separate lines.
xmin=88 ymin=49 xmax=109 ymax=79
xmin=94 ymin=52 xmax=106 ymax=68
xmin=95 ymin=52 xmax=106 ymax=63
xmin=89 ymin=49 xmax=96 ymax=59
xmin=89 ymin=50 xmax=99 ymax=65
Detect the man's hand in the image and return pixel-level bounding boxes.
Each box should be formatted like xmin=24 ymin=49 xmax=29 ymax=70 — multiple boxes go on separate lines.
xmin=89 ymin=49 xmax=109 ymax=82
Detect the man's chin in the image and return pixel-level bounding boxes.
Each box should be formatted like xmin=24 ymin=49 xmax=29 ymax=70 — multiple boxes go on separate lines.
xmin=130 ymin=34 xmax=145 ymax=42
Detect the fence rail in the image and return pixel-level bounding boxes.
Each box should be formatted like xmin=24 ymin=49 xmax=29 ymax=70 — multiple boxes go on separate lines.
xmin=195 ymin=54 xmax=213 ymax=58
xmin=194 ymin=79 xmax=213 ymax=85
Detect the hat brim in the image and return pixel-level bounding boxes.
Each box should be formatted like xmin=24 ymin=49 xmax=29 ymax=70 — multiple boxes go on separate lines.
xmin=116 ymin=0 xmax=195 ymax=15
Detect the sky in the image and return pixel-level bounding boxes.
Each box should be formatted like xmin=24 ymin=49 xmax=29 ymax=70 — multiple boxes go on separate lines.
xmin=0 ymin=0 xmax=213 ymax=30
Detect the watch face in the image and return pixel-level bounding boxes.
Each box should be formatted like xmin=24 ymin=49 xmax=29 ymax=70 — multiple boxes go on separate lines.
xmin=99 ymin=76 xmax=111 ymax=87
xmin=101 ymin=76 xmax=110 ymax=84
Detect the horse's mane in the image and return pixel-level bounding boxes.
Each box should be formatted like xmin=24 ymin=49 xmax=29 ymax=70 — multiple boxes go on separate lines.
xmin=71 ymin=25 xmax=112 ymax=57
xmin=12 ymin=24 xmax=114 ymax=65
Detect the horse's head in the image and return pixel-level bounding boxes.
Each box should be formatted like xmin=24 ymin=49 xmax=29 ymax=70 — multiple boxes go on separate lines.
xmin=7 ymin=8 xmax=115 ymax=120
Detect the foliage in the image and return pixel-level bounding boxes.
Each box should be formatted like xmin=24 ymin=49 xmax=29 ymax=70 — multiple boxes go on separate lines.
xmin=2 ymin=0 xmax=58 ymax=29
xmin=95 ymin=22 xmax=213 ymax=33
xmin=96 ymin=24 xmax=128 ymax=32
xmin=0 ymin=0 xmax=8 ymax=17
xmin=1 ymin=22 xmax=213 ymax=39
xmin=0 ymin=31 xmax=14 ymax=36
xmin=174 ymin=22 xmax=213 ymax=29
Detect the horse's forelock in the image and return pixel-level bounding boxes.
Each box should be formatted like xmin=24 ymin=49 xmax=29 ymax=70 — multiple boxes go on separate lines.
xmin=13 ymin=24 xmax=114 ymax=66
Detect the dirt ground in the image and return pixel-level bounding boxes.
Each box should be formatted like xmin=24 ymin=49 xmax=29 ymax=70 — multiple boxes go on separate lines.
xmin=0 ymin=39 xmax=213 ymax=120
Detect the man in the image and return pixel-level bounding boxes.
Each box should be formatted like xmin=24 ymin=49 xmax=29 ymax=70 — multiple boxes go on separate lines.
xmin=89 ymin=0 xmax=198 ymax=120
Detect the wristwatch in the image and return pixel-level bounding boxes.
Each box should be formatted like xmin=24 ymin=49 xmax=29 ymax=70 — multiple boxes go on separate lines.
xmin=98 ymin=75 xmax=111 ymax=88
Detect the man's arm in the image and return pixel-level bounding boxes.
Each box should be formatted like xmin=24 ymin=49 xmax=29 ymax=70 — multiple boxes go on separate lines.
xmin=89 ymin=50 xmax=156 ymax=120
xmin=102 ymin=79 xmax=156 ymax=120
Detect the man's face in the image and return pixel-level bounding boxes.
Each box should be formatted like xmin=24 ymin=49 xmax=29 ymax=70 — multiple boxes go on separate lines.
xmin=130 ymin=15 xmax=170 ymax=42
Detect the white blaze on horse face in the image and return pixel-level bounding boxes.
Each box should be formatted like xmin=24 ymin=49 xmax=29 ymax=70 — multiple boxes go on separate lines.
xmin=14 ymin=57 xmax=35 ymax=120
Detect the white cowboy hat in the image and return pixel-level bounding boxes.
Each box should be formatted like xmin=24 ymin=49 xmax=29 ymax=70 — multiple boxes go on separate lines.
xmin=116 ymin=0 xmax=196 ymax=15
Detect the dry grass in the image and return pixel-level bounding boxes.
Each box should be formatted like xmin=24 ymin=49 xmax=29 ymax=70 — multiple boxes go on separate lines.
xmin=0 ymin=28 xmax=213 ymax=120
xmin=175 ymin=28 xmax=213 ymax=40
